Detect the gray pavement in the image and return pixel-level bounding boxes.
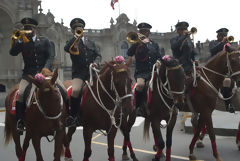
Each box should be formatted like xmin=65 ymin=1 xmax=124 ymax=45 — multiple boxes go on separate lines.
xmin=184 ymin=110 xmax=240 ymax=136
xmin=0 ymin=110 xmax=240 ymax=161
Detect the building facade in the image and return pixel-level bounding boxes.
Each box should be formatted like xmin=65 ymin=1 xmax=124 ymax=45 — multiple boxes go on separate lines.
xmin=0 ymin=0 xmax=213 ymax=106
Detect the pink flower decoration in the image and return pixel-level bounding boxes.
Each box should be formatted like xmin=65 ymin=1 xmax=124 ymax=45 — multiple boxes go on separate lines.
xmin=162 ymin=55 xmax=172 ymax=62
xmin=223 ymin=43 xmax=231 ymax=52
xmin=34 ymin=73 xmax=46 ymax=83
xmin=114 ymin=56 xmax=125 ymax=64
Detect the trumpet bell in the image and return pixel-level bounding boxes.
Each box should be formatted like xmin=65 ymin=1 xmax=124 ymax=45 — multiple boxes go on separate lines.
xmin=126 ymin=32 xmax=139 ymax=44
xmin=227 ymin=36 xmax=234 ymax=42
xmin=74 ymin=27 xmax=84 ymax=38
xmin=190 ymin=27 xmax=197 ymax=34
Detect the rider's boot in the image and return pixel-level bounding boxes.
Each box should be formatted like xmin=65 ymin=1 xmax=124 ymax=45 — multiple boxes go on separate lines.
xmin=222 ymin=87 xmax=235 ymax=113
xmin=16 ymin=101 xmax=26 ymax=133
xmin=66 ymin=96 xmax=81 ymax=127
xmin=135 ymin=90 xmax=147 ymax=117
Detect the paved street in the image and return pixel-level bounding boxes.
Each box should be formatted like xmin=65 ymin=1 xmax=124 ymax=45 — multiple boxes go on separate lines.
xmin=0 ymin=110 xmax=240 ymax=161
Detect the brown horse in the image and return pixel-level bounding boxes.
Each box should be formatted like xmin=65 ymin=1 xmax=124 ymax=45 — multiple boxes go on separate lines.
xmin=63 ymin=61 xmax=133 ymax=161
xmin=195 ymin=92 xmax=240 ymax=149
xmin=4 ymin=68 xmax=66 ymax=161
xmin=180 ymin=50 xmax=240 ymax=161
xmin=142 ymin=58 xmax=185 ymax=161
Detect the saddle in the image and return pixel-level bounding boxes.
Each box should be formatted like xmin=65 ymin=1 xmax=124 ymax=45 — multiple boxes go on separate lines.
xmin=9 ymin=83 xmax=36 ymax=115
xmin=66 ymin=84 xmax=89 ymax=109
xmin=132 ymin=82 xmax=152 ymax=109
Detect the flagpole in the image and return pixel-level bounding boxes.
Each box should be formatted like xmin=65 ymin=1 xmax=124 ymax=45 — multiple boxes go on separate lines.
xmin=118 ymin=0 xmax=120 ymax=16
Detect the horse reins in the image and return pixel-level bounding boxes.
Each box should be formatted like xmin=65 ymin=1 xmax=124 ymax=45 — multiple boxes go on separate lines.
xmin=86 ymin=63 xmax=132 ymax=135
xmin=33 ymin=77 xmax=63 ymax=120
xmin=194 ymin=51 xmax=240 ymax=101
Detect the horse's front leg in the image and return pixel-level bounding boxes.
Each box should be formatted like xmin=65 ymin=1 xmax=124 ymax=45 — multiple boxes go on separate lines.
xmin=19 ymin=130 xmax=31 ymax=161
xmin=82 ymin=127 xmax=94 ymax=161
xmin=151 ymin=118 xmax=164 ymax=161
xmin=107 ymin=127 xmax=117 ymax=161
xmin=121 ymin=111 xmax=138 ymax=161
xmin=64 ymin=126 xmax=76 ymax=160
xmin=205 ymin=113 xmax=222 ymax=161
xmin=11 ymin=126 xmax=23 ymax=160
xmin=189 ymin=113 xmax=204 ymax=161
xmin=32 ymin=134 xmax=44 ymax=161
xmin=53 ymin=129 xmax=65 ymax=161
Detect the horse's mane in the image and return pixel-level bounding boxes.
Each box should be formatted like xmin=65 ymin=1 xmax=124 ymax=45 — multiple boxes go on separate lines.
xmin=99 ymin=61 xmax=116 ymax=74
xmin=205 ymin=51 xmax=226 ymax=65
xmin=161 ymin=58 xmax=179 ymax=68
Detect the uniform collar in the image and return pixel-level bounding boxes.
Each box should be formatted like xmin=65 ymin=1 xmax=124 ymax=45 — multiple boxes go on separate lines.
xmin=32 ymin=35 xmax=37 ymax=42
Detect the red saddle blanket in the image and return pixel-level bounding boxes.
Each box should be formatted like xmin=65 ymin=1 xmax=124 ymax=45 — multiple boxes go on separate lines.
xmin=67 ymin=85 xmax=89 ymax=109
xmin=132 ymin=83 xmax=152 ymax=108
xmin=9 ymin=90 xmax=31 ymax=115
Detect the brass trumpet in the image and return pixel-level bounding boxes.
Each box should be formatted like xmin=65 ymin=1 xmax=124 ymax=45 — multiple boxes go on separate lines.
xmin=11 ymin=30 xmax=32 ymax=44
xmin=69 ymin=27 xmax=84 ymax=55
xmin=11 ymin=30 xmax=32 ymax=40
xmin=179 ymin=27 xmax=197 ymax=50
xmin=227 ymin=36 xmax=234 ymax=42
xmin=74 ymin=27 xmax=84 ymax=38
xmin=126 ymin=31 xmax=146 ymax=44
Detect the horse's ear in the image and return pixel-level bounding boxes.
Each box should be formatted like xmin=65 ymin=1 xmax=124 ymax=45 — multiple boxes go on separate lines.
xmin=28 ymin=75 xmax=41 ymax=88
xmin=51 ymin=68 xmax=58 ymax=85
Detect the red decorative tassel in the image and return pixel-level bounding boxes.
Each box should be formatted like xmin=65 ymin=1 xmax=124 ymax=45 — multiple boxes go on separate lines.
xmin=18 ymin=151 xmax=26 ymax=161
xmin=82 ymin=157 xmax=89 ymax=161
xmin=108 ymin=157 xmax=115 ymax=161
xmin=155 ymin=148 xmax=162 ymax=158
xmin=65 ymin=147 xmax=72 ymax=158
xmin=166 ymin=148 xmax=171 ymax=161
xmin=190 ymin=135 xmax=198 ymax=149
xmin=211 ymin=141 xmax=218 ymax=158
xmin=127 ymin=141 xmax=134 ymax=154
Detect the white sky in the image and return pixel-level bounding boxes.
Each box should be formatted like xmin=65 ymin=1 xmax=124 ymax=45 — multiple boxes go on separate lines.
xmin=41 ymin=0 xmax=240 ymax=42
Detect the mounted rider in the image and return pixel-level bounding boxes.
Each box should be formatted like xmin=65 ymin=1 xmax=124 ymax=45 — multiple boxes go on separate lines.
xmin=126 ymin=22 xmax=163 ymax=117
xmin=170 ymin=21 xmax=199 ymax=75
xmin=64 ymin=18 xmax=101 ymax=127
xmin=9 ymin=17 xmax=54 ymax=132
xmin=209 ymin=28 xmax=235 ymax=113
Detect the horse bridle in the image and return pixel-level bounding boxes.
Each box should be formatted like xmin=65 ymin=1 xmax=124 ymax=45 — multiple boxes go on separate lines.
xmin=196 ymin=51 xmax=240 ymax=100
xmin=86 ymin=64 xmax=133 ymax=133
xmin=34 ymin=77 xmax=63 ymax=120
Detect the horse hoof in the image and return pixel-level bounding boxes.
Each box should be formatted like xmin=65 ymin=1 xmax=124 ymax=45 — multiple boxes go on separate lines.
xmin=153 ymin=145 xmax=157 ymax=152
xmin=64 ymin=157 xmax=73 ymax=161
xmin=131 ymin=155 xmax=139 ymax=161
xmin=152 ymin=158 xmax=160 ymax=161
xmin=238 ymin=146 xmax=240 ymax=151
xmin=122 ymin=154 xmax=130 ymax=160
xmin=196 ymin=140 xmax=204 ymax=148
xmin=189 ymin=154 xmax=197 ymax=161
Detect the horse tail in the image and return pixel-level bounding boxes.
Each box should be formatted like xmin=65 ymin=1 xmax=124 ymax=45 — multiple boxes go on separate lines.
xmin=143 ymin=118 xmax=150 ymax=141
xmin=4 ymin=95 xmax=12 ymax=146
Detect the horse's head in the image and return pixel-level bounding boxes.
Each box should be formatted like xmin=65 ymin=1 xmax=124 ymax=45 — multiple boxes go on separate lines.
xmin=28 ymin=68 xmax=62 ymax=118
xmin=103 ymin=61 xmax=133 ymax=113
xmin=160 ymin=57 xmax=185 ymax=109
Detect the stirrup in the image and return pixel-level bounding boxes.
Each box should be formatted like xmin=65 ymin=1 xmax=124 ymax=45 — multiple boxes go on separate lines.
xmin=16 ymin=120 xmax=25 ymax=132
xmin=66 ymin=116 xmax=77 ymax=127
